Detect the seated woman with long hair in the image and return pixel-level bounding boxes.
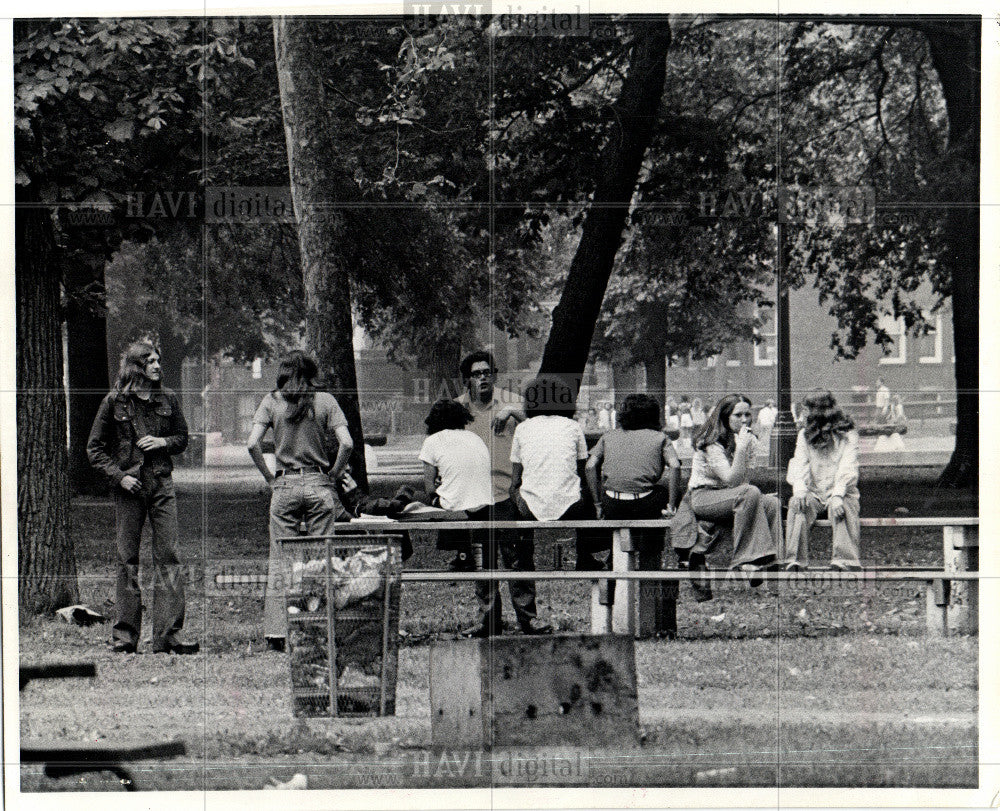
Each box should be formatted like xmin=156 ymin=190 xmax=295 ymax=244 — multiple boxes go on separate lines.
xmin=784 ymin=389 xmax=861 ymax=571
xmin=673 ymin=393 xmax=780 ymax=599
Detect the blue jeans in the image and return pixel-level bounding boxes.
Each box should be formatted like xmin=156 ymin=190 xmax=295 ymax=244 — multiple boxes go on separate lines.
xmin=265 ymin=471 xmax=346 ymax=639
xmin=472 ymin=498 xmax=538 ymax=630
xmin=112 ymin=471 xmax=184 ymax=648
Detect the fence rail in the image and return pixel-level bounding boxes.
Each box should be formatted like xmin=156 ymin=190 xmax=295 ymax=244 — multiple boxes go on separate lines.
xmin=270 ymin=516 xmax=978 ymax=637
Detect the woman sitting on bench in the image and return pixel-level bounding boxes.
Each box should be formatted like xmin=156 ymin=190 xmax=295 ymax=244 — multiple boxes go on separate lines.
xmin=783 ymin=389 xmax=861 ymax=571
xmin=673 ymin=393 xmax=780 ymax=600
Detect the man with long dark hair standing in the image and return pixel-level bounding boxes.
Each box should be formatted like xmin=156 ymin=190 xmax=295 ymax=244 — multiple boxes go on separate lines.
xmin=247 ymin=351 xmax=354 ymax=651
xmin=87 ymin=340 xmax=196 ymax=654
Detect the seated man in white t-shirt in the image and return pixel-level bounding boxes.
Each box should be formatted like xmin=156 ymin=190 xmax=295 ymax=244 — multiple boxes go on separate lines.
xmin=511 ymin=376 xmax=606 ymax=575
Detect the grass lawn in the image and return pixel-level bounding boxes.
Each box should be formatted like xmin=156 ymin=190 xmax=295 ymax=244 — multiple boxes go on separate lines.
xmin=17 ymin=468 xmax=978 ymax=791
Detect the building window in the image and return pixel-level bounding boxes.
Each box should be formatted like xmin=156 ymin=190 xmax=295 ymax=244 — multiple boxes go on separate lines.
xmin=917 ymin=314 xmax=943 ymax=364
xmin=878 ymin=315 xmax=906 ymax=365
xmin=753 ymin=304 xmax=777 ymax=367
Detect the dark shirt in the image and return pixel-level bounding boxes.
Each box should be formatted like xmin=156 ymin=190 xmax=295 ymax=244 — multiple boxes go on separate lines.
xmin=87 ymin=388 xmax=188 ymax=484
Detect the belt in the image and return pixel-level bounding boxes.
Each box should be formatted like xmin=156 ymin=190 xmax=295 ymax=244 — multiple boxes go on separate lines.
xmin=274 ymin=466 xmax=325 ymax=477
xmin=604 ymin=489 xmax=653 ymax=501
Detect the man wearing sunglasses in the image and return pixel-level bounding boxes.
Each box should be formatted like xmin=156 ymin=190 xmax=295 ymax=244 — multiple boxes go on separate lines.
xmin=453 ymin=350 xmax=551 ymax=636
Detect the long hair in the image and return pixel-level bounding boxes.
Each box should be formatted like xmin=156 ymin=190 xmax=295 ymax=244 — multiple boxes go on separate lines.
xmin=114 ymin=340 xmax=159 ymax=396
xmin=693 ymin=393 xmax=751 ymax=454
xmin=617 ymin=393 xmax=662 ymax=431
xmin=803 ymin=390 xmax=854 ymax=448
xmin=275 ymin=351 xmax=318 ymax=424
xmin=424 ymin=399 xmax=474 ymax=435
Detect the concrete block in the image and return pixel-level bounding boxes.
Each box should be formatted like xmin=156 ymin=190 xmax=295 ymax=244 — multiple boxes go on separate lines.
xmin=925 ymin=580 xmax=947 ymax=636
xmin=429 ymin=640 xmax=487 ymax=748
xmin=590 ymin=582 xmax=612 ymax=634
xmin=945 ymin=526 xmax=978 ymax=635
xmin=429 ymin=635 xmax=640 ymax=750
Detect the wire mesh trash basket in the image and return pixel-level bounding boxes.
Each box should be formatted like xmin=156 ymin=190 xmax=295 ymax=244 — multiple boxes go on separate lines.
xmin=278 ymin=533 xmax=402 ymax=717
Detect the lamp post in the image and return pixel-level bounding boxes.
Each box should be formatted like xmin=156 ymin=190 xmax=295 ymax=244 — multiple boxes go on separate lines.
xmin=770 ymin=216 xmax=797 ymax=505
xmin=769 ymin=185 xmax=875 ymax=503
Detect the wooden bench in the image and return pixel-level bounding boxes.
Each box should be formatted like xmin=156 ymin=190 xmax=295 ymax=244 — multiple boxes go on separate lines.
xmin=814 ymin=517 xmax=978 ymax=635
xmin=856 ymin=424 xmax=908 ymax=437
xmin=287 ymin=516 xmax=979 ymax=638
xmin=20 ymin=662 xmax=187 ymax=791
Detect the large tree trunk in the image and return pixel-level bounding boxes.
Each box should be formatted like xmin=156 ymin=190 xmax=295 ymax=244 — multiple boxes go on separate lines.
xmin=538 ymin=22 xmax=672 ymax=392
xmin=426 ymin=337 xmax=462 ymax=401
xmin=926 ymin=22 xmax=979 ymax=488
xmin=17 ymin=187 xmax=79 ymax=615
xmin=644 ymin=356 xmax=666 ymax=413
xmin=273 ymin=17 xmax=368 ymax=489
xmin=64 ymin=256 xmax=110 ymax=496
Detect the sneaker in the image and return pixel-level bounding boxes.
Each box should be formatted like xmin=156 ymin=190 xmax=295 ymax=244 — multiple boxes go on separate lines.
xmin=784 ymin=562 xmax=806 ymax=572
xmin=459 ymin=623 xmax=495 ymax=639
xmin=738 ymin=563 xmax=764 ymax=588
xmin=111 ymin=640 xmax=137 ymax=654
xmin=151 ymin=635 xmax=200 ymax=655
xmin=519 ymin=618 xmax=553 ymax=636
xmin=689 ymin=554 xmax=713 ymax=602
xmin=830 ymin=562 xmax=862 ymax=572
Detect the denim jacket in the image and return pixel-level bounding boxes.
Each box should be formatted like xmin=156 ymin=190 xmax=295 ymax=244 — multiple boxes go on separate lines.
xmin=87 ymin=388 xmax=188 ymax=484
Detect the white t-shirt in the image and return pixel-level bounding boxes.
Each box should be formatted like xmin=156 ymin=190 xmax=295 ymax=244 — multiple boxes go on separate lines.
xmin=510 ymin=416 xmax=588 ymax=520
xmin=418 ymin=429 xmax=493 ymax=512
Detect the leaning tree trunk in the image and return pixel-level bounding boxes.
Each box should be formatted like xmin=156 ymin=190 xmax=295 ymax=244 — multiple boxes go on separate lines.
xmin=17 ymin=186 xmax=79 ymax=615
xmin=64 ymin=255 xmax=110 ymax=496
xmin=273 ymin=16 xmax=368 ymax=489
xmin=538 ymin=22 xmax=672 ymax=392
xmin=926 ymin=22 xmax=979 ymax=488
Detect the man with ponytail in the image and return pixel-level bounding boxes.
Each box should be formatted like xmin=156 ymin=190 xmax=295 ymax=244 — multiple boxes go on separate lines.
xmin=87 ymin=340 xmax=196 ymax=654
xmin=247 ymin=351 xmax=354 ymax=651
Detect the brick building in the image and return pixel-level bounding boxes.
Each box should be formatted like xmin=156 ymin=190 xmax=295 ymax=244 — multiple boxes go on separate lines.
xmin=662 ymin=284 xmax=956 ymax=423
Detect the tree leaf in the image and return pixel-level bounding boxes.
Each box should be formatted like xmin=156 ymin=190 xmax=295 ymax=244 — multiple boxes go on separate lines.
xmin=103 ymin=118 xmax=135 ymax=142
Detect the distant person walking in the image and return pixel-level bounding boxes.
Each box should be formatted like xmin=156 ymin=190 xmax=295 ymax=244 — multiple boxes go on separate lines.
xmin=87 ymin=340 xmax=197 ymax=654
xmin=874 ymin=377 xmax=891 ymax=424
xmin=784 ymin=390 xmax=861 ymax=571
xmin=678 ymin=395 xmax=694 ymax=448
xmin=247 ymin=351 xmax=354 ymax=651
xmin=756 ymin=398 xmax=778 ymax=449
xmin=690 ymin=397 xmax=707 ymax=428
